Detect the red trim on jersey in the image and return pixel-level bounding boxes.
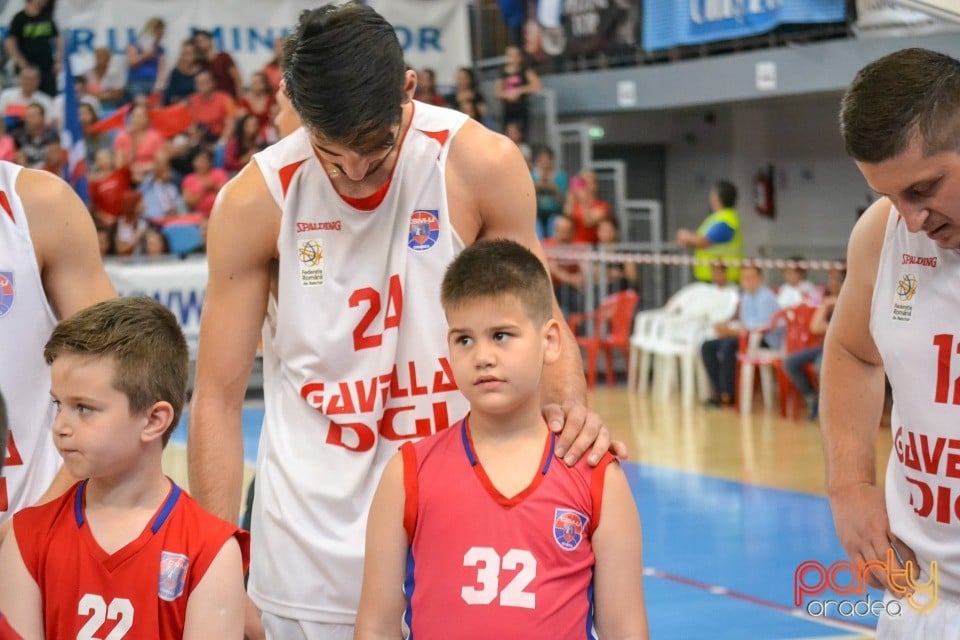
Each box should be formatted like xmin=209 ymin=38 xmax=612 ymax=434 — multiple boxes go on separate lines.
xmin=463 ymin=420 xmax=554 ymax=509
xmin=0 ymin=612 xmax=22 ymax=640
xmin=589 ymin=454 xmax=616 ymax=535
xmin=278 ymin=159 xmax=307 ymax=199
xmin=419 ymin=129 xmax=450 ymax=147
xmin=0 ymin=191 xmax=13 ymax=224
xmin=401 ymin=442 xmax=419 ymax=542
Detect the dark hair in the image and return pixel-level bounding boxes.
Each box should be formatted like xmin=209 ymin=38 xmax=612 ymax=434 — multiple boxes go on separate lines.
xmin=0 ymin=390 xmax=6 ymax=474
xmin=787 ymin=255 xmax=807 ymax=275
xmin=840 ymin=48 xmax=960 ymax=163
xmin=283 ymin=2 xmax=406 ymax=153
xmin=457 ymin=66 xmax=477 ymax=89
xmin=44 ymin=297 xmax=189 ymax=447
xmin=442 ymin=239 xmax=554 ymax=325
xmin=712 ymin=180 xmax=737 ymax=208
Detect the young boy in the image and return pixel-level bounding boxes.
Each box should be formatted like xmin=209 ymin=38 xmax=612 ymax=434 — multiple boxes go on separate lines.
xmin=0 ymin=391 xmax=23 ymax=640
xmin=0 ymin=297 xmax=249 ymax=640
xmin=355 ymin=240 xmax=648 ymax=639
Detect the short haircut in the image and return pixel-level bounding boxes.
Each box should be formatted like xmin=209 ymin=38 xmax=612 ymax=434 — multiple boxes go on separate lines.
xmin=713 ymin=180 xmax=737 ymax=208
xmin=0 ymin=390 xmax=6 ymax=474
xmin=283 ymin=2 xmax=406 ymax=153
xmin=44 ymin=297 xmax=189 ymax=447
xmin=840 ymin=48 xmax=960 ymax=163
xmin=442 ymin=239 xmax=554 ymax=326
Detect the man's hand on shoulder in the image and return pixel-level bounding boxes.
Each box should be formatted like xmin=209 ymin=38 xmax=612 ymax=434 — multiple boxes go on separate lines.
xmin=544 ymin=400 xmax=628 ymax=467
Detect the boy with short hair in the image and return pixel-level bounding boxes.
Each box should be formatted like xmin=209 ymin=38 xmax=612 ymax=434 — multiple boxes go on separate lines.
xmin=0 ymin=297 xmax=249 ymax=640
xmin=355 ymin=239 xmax=648 ymax=639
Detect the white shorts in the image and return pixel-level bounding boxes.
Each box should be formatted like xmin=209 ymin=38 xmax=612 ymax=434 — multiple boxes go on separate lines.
xmin=876 ymin=589 xmax=960 ymax=640
xmin=261 ymin=612 xmax=354 ymax=640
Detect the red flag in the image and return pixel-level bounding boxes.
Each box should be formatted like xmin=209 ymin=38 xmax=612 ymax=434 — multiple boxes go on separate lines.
xmin=149 ymin=103 xmax=192 ymax=139
xmin=88 ymin=104 xmax=131 ymax=134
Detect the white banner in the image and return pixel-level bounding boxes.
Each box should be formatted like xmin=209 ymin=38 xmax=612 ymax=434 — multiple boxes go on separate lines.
xmin=104 ymin=257 xmax=207 ymax=356
xmin=0 ymin=0 xmax=470 ymax=88
xmin=853 ymin=0 xmax=960 ymax=36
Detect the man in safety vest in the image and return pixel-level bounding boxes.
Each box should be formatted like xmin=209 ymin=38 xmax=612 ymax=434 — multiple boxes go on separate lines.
xmin=676 ymin=180 xmax=743 ymax=283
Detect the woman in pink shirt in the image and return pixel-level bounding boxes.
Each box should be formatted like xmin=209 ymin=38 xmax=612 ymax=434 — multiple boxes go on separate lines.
xmin=182 ymin=147 xmax=228 ymax=216
xmin=113 ymin=104 xmax=165 ymax=184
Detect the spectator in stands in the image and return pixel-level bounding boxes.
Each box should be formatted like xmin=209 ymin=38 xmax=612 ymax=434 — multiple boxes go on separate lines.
xmin=138 ymin=150 xmax=182 ymax=222
xmin=676 ymin=179 xmax=743 ymax=284
xmin=237 ymin=71 xmax=274 ymax=134
xmin=532 ymin=145 xmax=567 ymax=238
xmin=414 ymin=68 xmax=446 ymax=106
xmin=783 ymin=264 xmax=845 ymax=421
xmin=163 ymin=39 xmax=201 ymax=106
xmin=79 ymin=102 xmax=109 ymax=166
xmin=182 ymin=147 xmax=228 ymax=217
xmin=494 ymin=44 xmax=541 ymax=136
xmin=565 ymin=169 xmax=610 ymax=244
xmin=0 ymin=66 xmax=53 ymax=128
xmin=193 ymin=29 xmax=241 ymax=98
xmin=595 ymin=217 xmax=637 ymax=294
xmin=0 ymin=119 xmax=15 ymax=162
xmin=52 ymin=76 xmax=101 ymax=129
xmin=447 ymin=67 xmax=487 ymax=122
xmin=143 ymin=224 xmax=169 ymax=256
xmin=113 ymin=190 xmax=148 ymax=256
xmin=13 ymin=102 xmax=57 ymax=168
xmin=88 ymin=147 xmax=131 ymax=226
xmin=504 ymin=120 xmax=532 ymax=168
xmin=96 ymin=223 xmax=115 ymax=257
xmin=701 ymin=265 xmax=779 ymax=408
xmin=777 ymin=258 xmax=820 ymax=308
xmin=113 ymin=104 xmax=165 ymax=185
xmin=224 ymin=114 xmax=265 ymax=174
xmin=40 ymin=138 xmax=61 ymax=176
xmin=543 ymin=214 xmax=585 ymax=315
xmin=126 ymin=17 xmax=167 ymax=100
xmin=187 ymin=69 xmax=236 ymax=146
xmin=85 ymin=46 xmax=126 ymax=110
xmin=5 ymin=0 xmax=61 ymax=96
xmin=262 ymin=37 xmax=284 ymax=92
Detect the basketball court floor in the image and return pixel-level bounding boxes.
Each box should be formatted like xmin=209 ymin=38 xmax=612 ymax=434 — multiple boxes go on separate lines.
xmin=163 ymin=387 xmax=892 ymax=639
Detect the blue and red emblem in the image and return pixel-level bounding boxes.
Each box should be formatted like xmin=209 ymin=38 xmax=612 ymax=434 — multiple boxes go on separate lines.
xmin=158 ymin=551 xmax=190 ymax=601
xmin=0 ymin=272 xmax=14 ymax=318
xmin=553 ymin=508 xmax=589 ymax=551
xmin=407 ymin=209 xmax=440 ymax=252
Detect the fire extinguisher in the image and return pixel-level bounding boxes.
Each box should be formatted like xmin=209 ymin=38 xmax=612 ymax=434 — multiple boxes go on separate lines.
xmin=754 ymin=165 xmax=775 ymax=218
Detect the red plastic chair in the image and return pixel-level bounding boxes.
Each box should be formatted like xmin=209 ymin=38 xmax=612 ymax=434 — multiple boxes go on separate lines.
xmin=568 ymin=290 xmax=639 ymax=387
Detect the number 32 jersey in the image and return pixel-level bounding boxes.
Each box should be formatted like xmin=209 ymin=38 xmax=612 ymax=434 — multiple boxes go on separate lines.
xmin=251 ymin=101 xmax=472 ymax=622
xmin=401 ymin=420 xmax=614 ymax=639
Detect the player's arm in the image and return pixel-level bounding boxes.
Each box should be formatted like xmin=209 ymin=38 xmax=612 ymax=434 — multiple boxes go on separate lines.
xmin=0 ymin=523 xmax=44 ymax=640
xmin=355 ymin=454 xmax=408 ymax=640
xmin=182 ymin=536 xmax=245 ymax=640
xmin=188 ymin=163 xmax=276 ymax=525
xmin=450 ymin=122 xmax=623 ymax=464
xmin=820 ymin=197 xmax=907 ymax=585
xmin=592 ymin=462 xmax=649 ymax=640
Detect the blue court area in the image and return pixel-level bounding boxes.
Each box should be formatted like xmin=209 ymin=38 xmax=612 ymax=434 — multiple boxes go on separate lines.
xmin=172 ymin=407 xmax=879 ymax=638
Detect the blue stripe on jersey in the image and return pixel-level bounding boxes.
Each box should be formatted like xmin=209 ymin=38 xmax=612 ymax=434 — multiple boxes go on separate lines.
xmin=460 ymin=419 xmax=477 ymax=467
xmin=151 ymin=483 xmax=182 ymax=533
xmin=73 ymin=479 xmax=89 ymax=527
xmin=542 ymin=433 xmax=557 ymax=475
xmin=585 ymin=570 xmax=598 ymax=639
xmin=403 ymin=547 xmax=416 ymax=638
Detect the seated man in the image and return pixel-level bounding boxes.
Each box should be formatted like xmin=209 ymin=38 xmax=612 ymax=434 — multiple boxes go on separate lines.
xmin=701 ymin=265 xmax=779 ymax=407
xmin=783 ymin=264 xmax=845 ymax=421
xmin=777 ymin=257 xmax=819 ymax=308
xmin=542 ymin=214 xmax=584 ymax=315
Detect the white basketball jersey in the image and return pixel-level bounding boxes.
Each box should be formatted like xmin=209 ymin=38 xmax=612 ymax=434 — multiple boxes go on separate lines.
xmin=871 ymin=206 xmax=960 ymax=596
xmin=249 ymin=102 xmax=472 ymax=622
xmin=0 ymin=161 xmax=60 ymax=525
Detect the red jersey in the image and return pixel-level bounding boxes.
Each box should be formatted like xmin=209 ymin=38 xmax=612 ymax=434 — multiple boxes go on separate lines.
xmin=0 ymin=613 xmax=21 ymax=640
xmin=401 ymin=419 xmax=614 ymax=639
xmin=15 ymin=480 xmax=249 ymax=640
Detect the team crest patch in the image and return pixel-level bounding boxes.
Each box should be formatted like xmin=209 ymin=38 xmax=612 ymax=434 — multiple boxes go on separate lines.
xmin=892 ymin=272 xmax=918 ymax=322
xmin=407 ymin=210 xmax=440 ymax=252
xmin=158 ymin=551 xmax=190 ymax=601
xmin=553 ymin=508 xmax=589 ymax=551
xmin=0 ymin=272 xmax=14 ymax=318
xmin=298 ymin=239 xmax=324 ymax=287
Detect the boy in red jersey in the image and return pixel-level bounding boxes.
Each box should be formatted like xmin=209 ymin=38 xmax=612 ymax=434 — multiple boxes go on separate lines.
xmin=0 ymin=297 xmax=249 ymax=640
xmin=0 ymin=392 xmax=22 ymax=640
xmin=356 ymin=240 xmax=648 ymax=639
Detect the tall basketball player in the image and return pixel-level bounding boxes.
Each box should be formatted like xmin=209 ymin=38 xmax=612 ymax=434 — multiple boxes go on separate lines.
xmin=0 ymin=165 xmax=115 ymax=541
xmin=188 ymin=4 xmax=623 ymax=639
xmin=823 ymin=48 xmax=960 ymax=637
